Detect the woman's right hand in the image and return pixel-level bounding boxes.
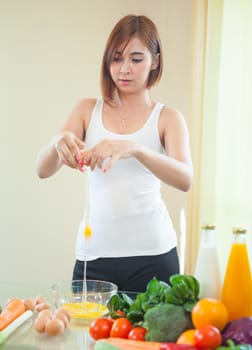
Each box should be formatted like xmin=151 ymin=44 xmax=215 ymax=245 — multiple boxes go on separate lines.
xmin=37 ymin=98 xmax=95 ymax=178
xmin=54 ymin=131 xmax=85 ymax=171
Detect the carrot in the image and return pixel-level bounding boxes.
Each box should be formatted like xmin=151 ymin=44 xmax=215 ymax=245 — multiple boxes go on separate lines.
xmin=95 ymin=338 xmax=162 ymax=350
xmin=0 ymin=298 xmax=25 ymax=331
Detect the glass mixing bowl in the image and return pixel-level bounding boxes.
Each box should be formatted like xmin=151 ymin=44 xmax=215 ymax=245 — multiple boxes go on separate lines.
xmin=51 ymin=279 xmax=118 ymax=320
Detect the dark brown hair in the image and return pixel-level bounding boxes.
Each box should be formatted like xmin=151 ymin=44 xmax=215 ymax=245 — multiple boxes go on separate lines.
xmin=100 ymin=15 xmax=163 ymax=104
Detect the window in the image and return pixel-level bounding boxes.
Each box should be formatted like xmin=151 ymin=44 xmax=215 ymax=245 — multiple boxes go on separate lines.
xmin=187 ymin=0 xmax=252 ymax=275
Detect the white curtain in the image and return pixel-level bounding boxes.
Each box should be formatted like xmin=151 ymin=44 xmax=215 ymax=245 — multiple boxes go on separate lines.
xmin=200 ymin=0 xmax=252 ymax=275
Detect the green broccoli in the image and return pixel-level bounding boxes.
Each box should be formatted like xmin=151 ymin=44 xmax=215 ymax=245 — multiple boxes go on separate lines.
xmin=143 ymin=303 xmax=193 ymax=342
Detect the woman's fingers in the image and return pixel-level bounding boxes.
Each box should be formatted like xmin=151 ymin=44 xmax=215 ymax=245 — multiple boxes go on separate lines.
xmin=85 ymin=140 xmax=135 ymax=172
xmin=102 ymin=155 xmax=118 ymax=173
xmin=54 ymin=132 xmax=85 ymax=171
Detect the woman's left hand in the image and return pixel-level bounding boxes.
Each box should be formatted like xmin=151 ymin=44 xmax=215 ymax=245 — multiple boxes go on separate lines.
xmin=83 ymin=139 xmax=138 ymax=172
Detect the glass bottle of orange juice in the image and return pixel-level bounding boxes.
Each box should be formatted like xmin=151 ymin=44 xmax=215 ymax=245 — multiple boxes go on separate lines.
xmin=221 ymin=227 xmax=252 ymax=321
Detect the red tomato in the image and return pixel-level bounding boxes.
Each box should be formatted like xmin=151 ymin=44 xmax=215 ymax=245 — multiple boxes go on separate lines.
xmin=89 ymin=317 xmax=112 ymax=340
xmin=194 ymin=325 xmax=222 ymax=349
xmin=110 ymin=317 xmax=133 ymax=338
xmin=128 ymin=326 xmax=147 ymax=341
xmin=107 ymin=316 xmax=115 ymax=324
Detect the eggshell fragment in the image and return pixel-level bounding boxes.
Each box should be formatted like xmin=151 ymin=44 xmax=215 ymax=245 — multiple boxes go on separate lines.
xmin=45 ymin=318 xmax=65 ymax=336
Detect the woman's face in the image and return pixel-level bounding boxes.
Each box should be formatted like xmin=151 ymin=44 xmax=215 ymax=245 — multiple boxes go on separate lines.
xmin=109 ymin=37 xmax=157 ymax=94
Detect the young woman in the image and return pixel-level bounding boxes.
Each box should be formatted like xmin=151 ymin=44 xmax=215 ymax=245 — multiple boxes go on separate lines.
xmin=36 ymin=15 xmax=193 ymax=292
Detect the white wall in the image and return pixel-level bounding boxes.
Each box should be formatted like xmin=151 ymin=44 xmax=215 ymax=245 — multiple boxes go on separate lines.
xmin=0 ymin=0 xmax=193 ymax=284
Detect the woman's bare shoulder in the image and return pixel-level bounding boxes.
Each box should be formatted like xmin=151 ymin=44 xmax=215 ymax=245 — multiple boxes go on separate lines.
xmin=159 ymin=105 xmax=189 ymax=144
xmin=160 ymin=105 xmax=185 ymax=122
xmin=159 ymin=105 xmax=187 ymax=131
xmin=59 ymin=98 xmax=98 ymax=135
xmin=71 ymin=97 xmax=98 ymax=115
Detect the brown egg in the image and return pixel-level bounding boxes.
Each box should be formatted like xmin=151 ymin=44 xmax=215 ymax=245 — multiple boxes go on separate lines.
xmin=23 ymin=298 xmax=35 ymax=311
xmin=45 ymin=318 xmax=65 ymax=336
xmin=35 ymin=302 xmax=50 ymax=312
xmin=34 ymin=295 xmax=46 ymax=305
xmin=55 ymin=307 xmax=71 ymax=322
xmin=34 ymin=314 xmax=50 ymax=333
xmin=38 ymin=309 xmax=53 ymax=318
xmin=54 ymin=310 xmax=69 ymax=328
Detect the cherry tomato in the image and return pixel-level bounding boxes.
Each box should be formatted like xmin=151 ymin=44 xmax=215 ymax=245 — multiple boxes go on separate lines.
xmin=89 ymin=317 xmax=112 ymax=340
xmin=194 ymin=325 xmax=222 ymax=349
xmin=176 ymin=329 xmax=196 ymax=345
xmin=107 ymin=316 xmax=115 ymax=325
xmin=128 ymin=326 xmax=147 ymax=340
xmin=110 ymin=317 xmax=133 ymax=338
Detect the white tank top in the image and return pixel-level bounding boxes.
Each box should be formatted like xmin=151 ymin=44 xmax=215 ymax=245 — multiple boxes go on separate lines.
xmin=75 ymin=99 xmax=177 ymax=260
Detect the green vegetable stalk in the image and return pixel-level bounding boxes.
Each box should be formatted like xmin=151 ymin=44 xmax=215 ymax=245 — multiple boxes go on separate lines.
xmin=217 ymin=340 xmax=252 ymax=350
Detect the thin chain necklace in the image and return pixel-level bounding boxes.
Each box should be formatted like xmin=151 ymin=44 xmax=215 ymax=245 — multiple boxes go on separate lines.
xmin=119 ymin=111 xmax=133 ymax=125
xmin=113 ymin=93 xmax=152 ymax=125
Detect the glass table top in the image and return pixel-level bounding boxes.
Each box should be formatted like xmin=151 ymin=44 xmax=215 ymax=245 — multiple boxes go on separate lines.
xmin=0 ymin=281 xmax=104 ymax=349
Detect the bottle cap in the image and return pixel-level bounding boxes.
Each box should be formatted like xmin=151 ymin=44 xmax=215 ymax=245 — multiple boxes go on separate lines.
xmin=202 ymin=224 xmax=215 ymax=230
xmin=232 ymin=227 xmax=246 ymax=234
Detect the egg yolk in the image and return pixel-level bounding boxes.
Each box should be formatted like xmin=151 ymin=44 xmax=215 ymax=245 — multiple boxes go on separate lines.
xmin=84 ymin=225 xmax=92 ymax=238
xmin=63 ymin=301 xmax=107 ymax=319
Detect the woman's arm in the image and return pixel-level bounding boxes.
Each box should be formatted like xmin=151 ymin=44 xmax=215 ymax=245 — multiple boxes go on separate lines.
xmin=134 ymin=107 xmax=193 ymax=191
xmin=36 ymin=98 xmax=96 ymax=178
